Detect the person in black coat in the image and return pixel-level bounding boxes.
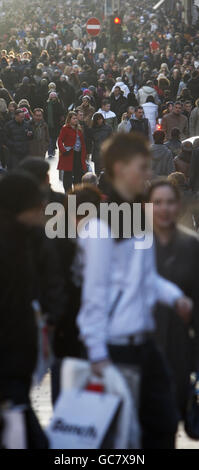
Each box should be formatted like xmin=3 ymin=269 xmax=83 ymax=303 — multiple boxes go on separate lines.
xmin=110 ymin=86 xmax=127 ymax=123
xmin=89 ymin=113 xmax=112 ymax=176
xmin=44 ymin=92 xmax=64 ymax=158
xmin=148 ymin=179 xmax=199 ymax=420
xmin=56 ymin=76 xmax=76 ymax=111
xmin=0 ymin=172 xmax=49 ymax=448
xmin=4 ymin=108 xmax=32 ymax=169
xmin=190 ymin=139 xmax=199 ymax=193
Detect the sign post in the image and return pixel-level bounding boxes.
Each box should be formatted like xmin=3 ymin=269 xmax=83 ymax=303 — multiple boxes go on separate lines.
xmin=86 ymin=17 xmax=101 ymax=37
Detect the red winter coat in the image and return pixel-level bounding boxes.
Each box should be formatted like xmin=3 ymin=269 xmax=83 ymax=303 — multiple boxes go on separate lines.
xmin=57 ymin=124 xmax=87 ymax=172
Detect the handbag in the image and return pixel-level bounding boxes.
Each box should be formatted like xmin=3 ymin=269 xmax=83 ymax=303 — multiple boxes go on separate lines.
xmin=184 ymin=372 xmax=199 ymax=440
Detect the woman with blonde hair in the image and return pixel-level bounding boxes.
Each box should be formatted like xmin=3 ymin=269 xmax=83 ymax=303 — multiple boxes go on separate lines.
xmin=58 ymin=111 xmax=87 ymax=192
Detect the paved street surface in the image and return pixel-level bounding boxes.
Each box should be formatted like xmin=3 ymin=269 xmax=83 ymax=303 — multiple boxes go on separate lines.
xmin=39 ymin=155 xmax=199 ymax=449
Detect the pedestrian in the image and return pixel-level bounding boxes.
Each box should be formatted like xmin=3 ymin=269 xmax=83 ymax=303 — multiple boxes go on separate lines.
xmin=118 ymin=107 xmax=135 ymax=133
xmin=96 ymin=99 xmax=118 ymax=131
xmin=76 ymin=132 xmax=192 ymax=449
xmin=164 ymin=127 xmax=182 ymax=158
xmin=162 ymin=102 xmax=189 ymax=141
xmin=130 ymin=106 xmax=152 ymax=140
xmin=4 ymin=108 xmax=32 ymax=169
xmin=0 ymin=171 xmax=49 ymax=448
xmin=44 ymin=92 xmax=64 ymax=158
xmin=148 ymin=179 xmax=199 ymax=419
xmin=151 ymin=130 xmax=175 ymax=177
xmin=78 ymin=95 xmax=95 ymax=128
xmin=58 ymin=111 xmax=87 ymax=192
xmin=89 ymin=113 xmax=112 ymax=176
xmin=189 ymin=98 xmax=199 ymax=137
xmin=28 ymin=108 xmax=49 ymax=158
xmin=110 ymin=86 xmax=127 ymax=123
xmin=190 ymin=138 xmax=199 ymax=192
xmin=174 ymin=141 xmax=193 ymax=182
xmin=137 ymin=80 xmax=160 ymax=105
xmin=142 ymin=96 xmax=159 ymax=136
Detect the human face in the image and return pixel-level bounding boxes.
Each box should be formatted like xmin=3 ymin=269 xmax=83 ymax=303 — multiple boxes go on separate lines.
xmin=114 ymin=87 xmax=120 ymax=97
xmin=127 ymin=107 xmax=134 ymax=118
xmin=82 ymin=98 xmax=89 ymax=107
xmin=114 ymin=154 xmax=151 ymax=199
xmin=103 ymin=104 xmax=110 ymax=112
xmin=77 ymin=110 xmax=84 ymax=121
xmin=15 ymin=112 xmax=25 ymax=123
xmin=184 ymin=102 xmax=192 ymax=113
xmin=96 ymin=117 xmax=103 ymax=126
xmin=135 ymin=108 xmax=144 ymax=120
xmin=150 ymin=185 xmax=180 ymax=230
xmin=70 ymin=115 xmax=78 ymax=127
xmin=8 ymin=103 xmax=15 ymax=113
xmin=34 ymin=111 xmax=43 ymax=122
xmin=173 ymin=103 xmax=182 ymax=115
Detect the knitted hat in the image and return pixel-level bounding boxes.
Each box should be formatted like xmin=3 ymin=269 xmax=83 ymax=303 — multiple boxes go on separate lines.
xmin=0 ymin=171 xmax=43 ymax=215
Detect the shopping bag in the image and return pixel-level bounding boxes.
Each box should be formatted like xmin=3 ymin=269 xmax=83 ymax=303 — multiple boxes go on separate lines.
xmin=1 ymin=406 xmax=27 ymax=449
xmin=47 ymin=389 xmax=121 ymax=449
xmin=32 ymin=300 xmax=53 ymax=385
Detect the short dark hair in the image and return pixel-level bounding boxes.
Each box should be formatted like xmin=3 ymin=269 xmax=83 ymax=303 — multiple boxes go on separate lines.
xmin=153 ymin=130 xmax=165 ymax=144
xmin=102 ymin=133 xmax=150 ymax=179
xmin=135 ymin=106 xmax=143 ymax=112
xmin=102 ymin=99 xmax=110 ymax=107
xmin=67 ymin=183 xmax=102 ymax=209
xmin=174 ymin=101 xmax=182 ymax=107
xmin=171 ymin=127 xmax=180 ymax=138
xmin=19 ymin=157 xmax=49 ymax=185
xmin=147 ymin=178 xmax=181 ymax=202
xmin=146 ymin=95 xmax=155 ymax=103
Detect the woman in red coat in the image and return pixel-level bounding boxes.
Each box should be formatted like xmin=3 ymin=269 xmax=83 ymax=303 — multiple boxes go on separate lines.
xmin=58 ymin=111 xmax=87 ymax=192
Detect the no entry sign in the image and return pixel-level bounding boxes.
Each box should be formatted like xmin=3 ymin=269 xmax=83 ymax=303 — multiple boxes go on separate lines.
xmin=86 ymin=17 xmax=101 ymax=36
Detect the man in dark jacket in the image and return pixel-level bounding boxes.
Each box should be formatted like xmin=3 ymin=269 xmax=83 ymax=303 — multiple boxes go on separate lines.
xmin=0 ymin=172 xmax=47 ymax=447
xmin=5 ymin=108 xmax=31 ymax=169
xmin=110 ymin=86 xmax=127 ymax=123
xmin=0 ymin=171 xmax=66 ymax=445
xmin=189 ymin=139 xmax=199 ymax=192
xmin=151 ymin=130 xmax=175 ymax=177
xmin=187 ymin=71 xmax=199 ymax=105
xmin=130 ymin=106 xmax=152 ymax=141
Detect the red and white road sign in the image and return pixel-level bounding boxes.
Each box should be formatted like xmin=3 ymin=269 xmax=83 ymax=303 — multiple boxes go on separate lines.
xmin=86 ymin=17 xmax=101 ymax=37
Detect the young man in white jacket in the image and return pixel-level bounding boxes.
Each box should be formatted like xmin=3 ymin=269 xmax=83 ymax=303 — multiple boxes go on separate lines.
xmin=76 ymin=133 xmax=192 ymax=449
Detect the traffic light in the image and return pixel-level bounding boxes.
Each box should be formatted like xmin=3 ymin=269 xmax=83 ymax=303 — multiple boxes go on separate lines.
xmin=114 ymin=17 xmax=121 ymax=24
xmin=110 ymin=15 xmax=122 ymax=42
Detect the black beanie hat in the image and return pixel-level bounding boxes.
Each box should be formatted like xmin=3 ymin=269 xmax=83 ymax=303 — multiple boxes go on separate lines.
xmin=0 ymin=171 xmax=44 ymax=215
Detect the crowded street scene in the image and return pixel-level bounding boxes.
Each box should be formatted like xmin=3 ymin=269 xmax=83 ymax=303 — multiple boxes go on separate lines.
xmin=1 ymin=0 xmax=199 ymax=457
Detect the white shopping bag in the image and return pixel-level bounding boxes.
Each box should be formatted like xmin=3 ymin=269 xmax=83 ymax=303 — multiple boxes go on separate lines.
xmin=32 ymin=300 xmax=52 ymax=385
xmin=1 ymin=407 xmax=27 ymax=449
xmin=47 ymin=389 xmax=121 ymax=449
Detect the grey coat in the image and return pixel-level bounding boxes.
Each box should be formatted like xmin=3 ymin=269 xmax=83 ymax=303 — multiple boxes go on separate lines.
xmin=151 ymin=144 xmax=175 ymax=177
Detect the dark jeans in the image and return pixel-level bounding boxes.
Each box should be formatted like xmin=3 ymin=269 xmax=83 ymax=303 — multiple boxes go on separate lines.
xmin=7 ymin=153 xmax=27 ymax=170
xmin=48 ymin=136 xmax=57 ymax=156
xmin=108 ymin=340 xmax=178 ymax=449
xmin=63 ymin=151 xmax=84 ymax=193
xmin=51 ymin=358 xmax=62 ymax=406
